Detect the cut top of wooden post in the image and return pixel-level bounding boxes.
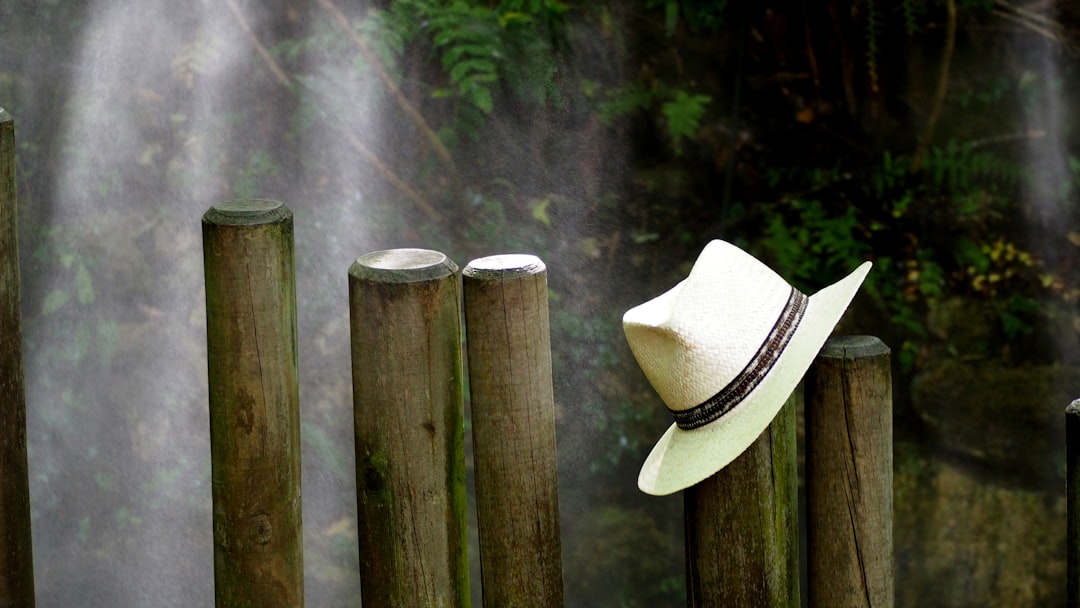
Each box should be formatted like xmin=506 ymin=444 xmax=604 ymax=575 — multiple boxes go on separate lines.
xmin=1067 ymin=399 xmax=1080 ymax=417
xmin=0 ymin=108 xmax=11 ymax=126
xmin=203 ymin=198 xmax=290 ymax=226
xmin=462 ymin=253 xmax=545 ymax=280
xmin=817 ymin=334 xmax=890 ymax=360
xmin=350 ymin=248 xmax=458 ymax=283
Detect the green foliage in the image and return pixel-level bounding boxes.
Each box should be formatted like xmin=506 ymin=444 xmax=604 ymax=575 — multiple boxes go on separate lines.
xmin=921 ymin=140 xmax=1021 ymax=193
xmin=761 ymin=198 xmax=870 ymax=289
xmin=425 ymin=3 xmax=502 ymax=114
xmin=662 ymin=90 xmax=711 ymax=155
xmin=383 ymin=0 xmax=564 ymax=140
xmin=644 ymin=0 xmax=728 ymax=35
xmin=600 ymin=84 xmax=712 ymax=154
xmin=864 ymin=0 xmax=881 ymax=91
xmin=900 ymin=0 xmax=926 ymax=36
xmin=597 ymin=82 xmax=657 ymax=124
xmin=999 ymin=293 xmax=1039 ymax=338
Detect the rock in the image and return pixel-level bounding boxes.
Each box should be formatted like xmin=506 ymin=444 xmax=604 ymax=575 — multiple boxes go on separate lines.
xmin=911 ymin=358 xmax=1080 ymax=484
xmin=894 ymin=440 xmax=1065 ymax=607
xmin=925 ymin=297 xmax=999 ymax=356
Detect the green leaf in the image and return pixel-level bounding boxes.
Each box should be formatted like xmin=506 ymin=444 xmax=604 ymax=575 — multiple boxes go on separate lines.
xmin=530 ymin=198 xmax=551 ymax=225
xmin=75 ymin=263 xmax=95 ymax=305
xmin=664 ymin=0 xmax=679 ymax=36
xmin=443 ymin=43 xmax=499 ymax=66
xmin=450 ymin=59 xmax=496 ymax=84
xmin=498 ymin=11 xmax=531 ymax=28
xmin=468 ymin=86 xmax=494 ymax=113
xmin=661 ymin=90 xmax=711 ymax=154
xmin=42 ymin=289 xmax=69 ymax=315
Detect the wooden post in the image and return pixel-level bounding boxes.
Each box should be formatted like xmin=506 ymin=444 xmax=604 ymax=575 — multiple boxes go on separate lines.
xmin=462 ymin=254 xmax=564 ymax=608
xmin=0 ymin=108 xmax=35 ymax=608
xmin=684 ymin=392 xmax=801 ymax=608
xmin=202 ymin=199 xmax=303 ymax=608
xmin=805 ymin=335 xmax=892 ymax=608
xmin=349 ymin=248 xmax=469 ymax=608
xmin=1067 ymin=398 xmax=1080 ymax=608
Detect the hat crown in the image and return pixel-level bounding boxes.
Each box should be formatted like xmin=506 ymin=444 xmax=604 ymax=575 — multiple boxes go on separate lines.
xmin=623 ymin=241 xmax=798 ymax=412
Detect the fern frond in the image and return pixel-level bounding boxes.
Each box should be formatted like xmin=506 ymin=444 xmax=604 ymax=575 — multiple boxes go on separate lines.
xmin=865 ymin=0 xmax=881 ymax=93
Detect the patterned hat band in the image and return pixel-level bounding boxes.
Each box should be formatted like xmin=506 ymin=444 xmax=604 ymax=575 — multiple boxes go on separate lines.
xmin=669 ymin=287 xmax=809 ymax=431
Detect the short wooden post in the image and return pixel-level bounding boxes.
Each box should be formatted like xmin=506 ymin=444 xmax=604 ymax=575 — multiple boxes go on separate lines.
xmin=1067 ymin=398 xmax=1080 ymax=608
xmin=684 ymin=392 xmax=801 ymax=608
xmin=463 ymin=254 xmax=564 ymax=608
xmin=202 ymin=199 xmax=303 ymax=608
xmin=0 ymin=108 xmax=35 ymax=608
xmin=805 ymin=335 xmax=892 ymax=608
xmin=349 ymin=249 xmax=469 ymax=608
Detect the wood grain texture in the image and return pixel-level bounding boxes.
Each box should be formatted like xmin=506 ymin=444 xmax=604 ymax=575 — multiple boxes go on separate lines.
xmin=684 ymin=392 xmax=801 ymax=608
xmin=805 ymin=335 xmax=893 ymax=608
xmin=349 ymin=249 xmax=469 ymax=608
xmin=1067 ymin=399 xmax=1080 ymax=608
xmin=0 ymin=108 xmax=36 ymax=608
xmin=463 ymin=255 xmax=564 ymax=608
xmin=203 ymin=199 xmax=303 ymax=608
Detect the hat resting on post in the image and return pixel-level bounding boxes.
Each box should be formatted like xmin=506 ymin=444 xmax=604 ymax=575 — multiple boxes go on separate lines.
xmin=623 ymin=240 xmax=871 ymax=496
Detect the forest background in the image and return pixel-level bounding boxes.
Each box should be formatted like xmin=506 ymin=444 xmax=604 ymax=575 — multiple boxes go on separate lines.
xmin=2 ymin=0 xmax=1080 ymax=606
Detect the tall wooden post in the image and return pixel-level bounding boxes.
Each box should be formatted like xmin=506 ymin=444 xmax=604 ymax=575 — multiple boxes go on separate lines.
xmin=805 ymin=335 xmax=892 ymax=608
xmin=684 ymin=392 xmax=801 ymax=608
xmin=1067 ymin=398 xmax=1080 ymax=608
xmin=0 ymin=107 xmax=35 ymax=608
xmin=463 ymin=254 xmax=564 ymax=608
xmin=202 ymin=199 xmax=303 ymax=608
xmin=349 ymin=248 xmax=469 ymax=608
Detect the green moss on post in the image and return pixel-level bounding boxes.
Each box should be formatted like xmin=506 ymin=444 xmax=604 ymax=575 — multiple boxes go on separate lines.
xmin=348 ymin=249 xmax=469 ymax=608
xmin=805 ymin=336 xmax=893 ymax=608
xmin=684 ymin=391 xmax=801 ymax=608
xmin=463 ymin=255 xmax=564 ymax=608
xmin=202 ymin=199 xmax=303 ymax=608
xmin=0 ymin=108 xmax=35 ymax=608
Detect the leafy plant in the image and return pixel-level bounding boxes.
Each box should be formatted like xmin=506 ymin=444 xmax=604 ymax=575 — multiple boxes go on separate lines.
xmin=381 ymin=0 xmax=565 ymax=142
xmin=600 ymin=84 xmax=712 ymax=154
xmin=644 ymin=0 xmax=729 ymax=35
xmin=662 ymin=90 xmax=711 ymax=155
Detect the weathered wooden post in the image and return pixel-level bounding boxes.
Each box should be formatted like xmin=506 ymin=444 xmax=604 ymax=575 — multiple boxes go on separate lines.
xmin=349 ymin=248 xmax=469 ymax=607
xmin=462 ymin=254 xmax=564 ymax=608
xmin=1067 ymin=398 xmax=1080 ymax=608
xmin=805 ymin=335 xmax=892 ymax=608
xmin=0 ymin=108 xmax=35 ymax=608
xmin=202 ymin=199 xmax=303 ymax=608
xmin=683 ymin=393 xmax=801 ymax=607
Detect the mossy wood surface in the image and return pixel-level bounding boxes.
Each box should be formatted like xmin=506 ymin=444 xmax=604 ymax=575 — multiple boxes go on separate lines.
xmin=348 ymin=249 xmax=469 ymax=608
xmin=463 ymin=255 xmax=564 ymax=608
xmin=805 ymin=335 xmax=893 ymax=608
xmin=684 ymin=392 xmax=801 ymax=608
xmin=0 ymin=108 xmax=35 ymax=608
xmin=202 ymin=199 xmax=303 ymax=608
xmin=1068 ymin=399 xmax=1080 ymax=608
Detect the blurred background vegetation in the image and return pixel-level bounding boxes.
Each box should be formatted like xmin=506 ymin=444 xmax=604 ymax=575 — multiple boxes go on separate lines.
xmin=2 ymin=0 xmax=1080 ymax=606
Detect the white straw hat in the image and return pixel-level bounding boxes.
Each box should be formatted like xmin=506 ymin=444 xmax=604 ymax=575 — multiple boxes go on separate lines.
xmin=624 ymin=240 xmax=871 ymax=496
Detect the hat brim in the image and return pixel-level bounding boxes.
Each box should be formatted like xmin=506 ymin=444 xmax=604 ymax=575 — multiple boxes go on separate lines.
xmin=637 ymin=261 xmax=872 ymax=496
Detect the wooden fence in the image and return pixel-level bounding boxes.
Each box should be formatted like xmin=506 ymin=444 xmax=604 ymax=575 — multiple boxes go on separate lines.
xmin=0 ymin=108 xmax=904 ymax=607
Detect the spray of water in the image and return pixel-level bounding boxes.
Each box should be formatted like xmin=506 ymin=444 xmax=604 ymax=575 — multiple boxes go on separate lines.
xmin=1014 ymin=3 xmax=1076 ymax=364
xmin=12 ymin=1 xmax=645 ymax=606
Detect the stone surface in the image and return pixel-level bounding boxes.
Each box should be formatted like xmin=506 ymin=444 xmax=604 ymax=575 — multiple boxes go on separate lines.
xmin=911 ymin=358 xmax=1080 ymax=483
xmin=894 ymin=440 xmax=1066 ymax=608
